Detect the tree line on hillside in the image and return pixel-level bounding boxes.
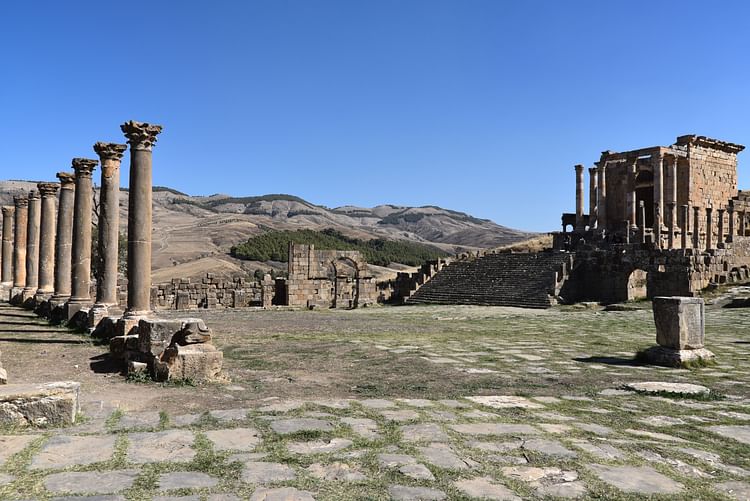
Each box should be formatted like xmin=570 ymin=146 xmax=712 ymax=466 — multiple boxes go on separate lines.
xmin=230 ymin=228 xmax=448 ymax=266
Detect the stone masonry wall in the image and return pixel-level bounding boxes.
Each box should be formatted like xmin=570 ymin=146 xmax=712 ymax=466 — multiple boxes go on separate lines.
xmin=151 ymin=274 xmax=267 ymax=311
xmin=686 ymin=143 xmax=739 ymax=211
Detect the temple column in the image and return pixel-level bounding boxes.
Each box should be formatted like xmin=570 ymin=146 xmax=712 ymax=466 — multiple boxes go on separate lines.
xmin=653 ymin=203 xmax=662 ymax=249
xmin=1 ymin=207 xmax=14 ymax=287
xmin=705 ymin=207 xmax=713 ymax=251
xmin=93 ymin=142 xmax=126 ymax=308
xmin=668 ymin=156 xmax=678 ymax=224
xmin=627 ymin=160 xmax=637 ymax=229
xmin=35 ymin=183 xmax=59 ymax=299
xmin=727 ymin=205 xmax=735 ymax=243
xmin=12 ymin=196 xmax=28 ymax=292
xmin=597 ymin=164 xmax=607 ymax=231
xmin=122 ymin=120 xmax=163 ymax=316
xmin=693 ymin=206 xmax=700 ymax=250
xmin=717 ymin=208 xmax=725 ymax=247
xmin=667 ymin=202 xmax=676 ymax=249
xmin=51 ymin=173 xmax=75 ymax=304
xmin=23 ymin=190 xmax=41 ymax=301
xmin=654 ymin=156 xmax=665 ymax=228
xmin=575 ymin=164 xmax=585 ymax=231
xmin=66 ymin=158 xmax=98 ymax=317
xmin=639 ymin=201 xmax=646 ymax=243
xmin=680 ymin=205 xmax=689 ymax=250
xmin=588 ymin=166 xmax=598 ymax=229
xmin=741 ymin=211 xmax=747 ymax=237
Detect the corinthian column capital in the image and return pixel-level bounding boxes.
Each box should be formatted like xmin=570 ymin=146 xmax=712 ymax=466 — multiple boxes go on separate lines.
xmin=72 ymin=158 xmax=98 ymax=177
xmin=14 ymin=195 xmax=28 ymax=208
xmin=2 ymin=206 xmax=14 ymax=217
xmin=56 ymin=171 xmax=75 ymax=188
xmin=93 ymin=142 xmax=127 ymax=161
xmin=37 ymin=182 xmax=60 ymax=198
xmin=121 ymin=120 xmax=163 ymax=151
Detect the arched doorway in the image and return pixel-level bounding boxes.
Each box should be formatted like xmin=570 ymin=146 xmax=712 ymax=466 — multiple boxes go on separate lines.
xmin=331 ymin=258 xmax=359 ymax=309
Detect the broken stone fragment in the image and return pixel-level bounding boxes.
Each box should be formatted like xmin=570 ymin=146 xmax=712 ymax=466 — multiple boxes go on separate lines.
xmin=137 ymin=319 xmax=183 ymax=357
xmin=0 ymin=381 xmax=80 ymax=426
xmin=110 ymin=335 xmax=139 ymax=361
xmin=155 ymin=343 xmax=223 ymax=382
xmin=175 ymin=318 xmax=212 ymax=345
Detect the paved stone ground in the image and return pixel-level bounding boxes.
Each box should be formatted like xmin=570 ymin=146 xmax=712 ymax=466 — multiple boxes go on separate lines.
xmin=1 ymin=295 xmax=749 ymax=499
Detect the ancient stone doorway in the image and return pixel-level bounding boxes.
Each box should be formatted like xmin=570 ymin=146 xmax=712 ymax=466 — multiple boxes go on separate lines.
xmin=332 ymin=258 xmax=359 ymax=309
xmin=635 ymin=169 xmax=654 ymax=228
xmin=626 ymin=269 xmax=648 ymax=300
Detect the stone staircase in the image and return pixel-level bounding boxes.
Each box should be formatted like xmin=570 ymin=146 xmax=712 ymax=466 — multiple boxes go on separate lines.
xmin=405 ymin=251 xmax=572 ymax=309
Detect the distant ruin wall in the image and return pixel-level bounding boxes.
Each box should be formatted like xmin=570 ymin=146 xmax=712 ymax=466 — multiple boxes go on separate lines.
xmin=150 ymin=274 xmax=278 ymax=310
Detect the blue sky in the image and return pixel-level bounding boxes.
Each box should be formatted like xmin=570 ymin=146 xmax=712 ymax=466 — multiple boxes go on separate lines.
xmin=1 ymin=1 xmax=748 ymax=232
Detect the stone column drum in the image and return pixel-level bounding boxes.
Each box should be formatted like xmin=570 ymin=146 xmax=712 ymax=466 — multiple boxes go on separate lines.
xmin=51 ymin=173 xmax=75 ymax=306
xmin=122 ymin=120 xmax=162 ymax=317
xmin=693 ymin=206 xmax=700 ymax=250
xmin=66 ymin=158 xmax=98 ymax=319
xmin=1 ymin=207 xmax=14 ymax=287
xmin=588 ymin=166 xmax=597 ymax=229
xmin=12 ymin=195 xmax=28 ymax=296
xmin=680 ymin=205 xmax=689 ymax=250
xmin=597 ymin=164 xmax=607 ymax=231
xmin=574 ymin=164 xmax=585 ymax=231
xmin=93 ymin=142 xmax=126 ymax=307
xmin=35 ymin=183 xmax=59 ymax=300
xmin=23 ymin=190 xmax=41 ymax=301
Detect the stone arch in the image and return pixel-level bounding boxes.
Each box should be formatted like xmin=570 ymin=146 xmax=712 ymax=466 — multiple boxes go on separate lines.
xmin=626 ymin=267 xmax=649 ymax=301
xmin=331 ymin=257 xmax=360 ymax=309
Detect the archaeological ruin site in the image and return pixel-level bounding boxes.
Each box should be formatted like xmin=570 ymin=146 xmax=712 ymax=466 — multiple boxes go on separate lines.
xmin=0 ymin=129 xmax=749 ymax=501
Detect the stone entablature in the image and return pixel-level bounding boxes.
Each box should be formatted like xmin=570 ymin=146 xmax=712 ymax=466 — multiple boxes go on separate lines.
xmin=286 ymin=243 xmax=376 ymax=309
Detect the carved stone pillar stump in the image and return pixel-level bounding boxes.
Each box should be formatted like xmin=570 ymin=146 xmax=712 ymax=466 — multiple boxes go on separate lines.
xmin=49 ymin=173 xmax=75 ymax=308
xmin=1 ymin=206 xmax=14 ymax=288
xmin=65 ymin=158 xmax=98 ymax=322
xmin=34 ymin=183 xmax=59 ymax=305
xmin=642 ymin=297 xmax=714 ymax=367
xmin=11 ymin=195 xmax=28 ymax=304
xmin=121 ymin=120 xmax=162 ymax=320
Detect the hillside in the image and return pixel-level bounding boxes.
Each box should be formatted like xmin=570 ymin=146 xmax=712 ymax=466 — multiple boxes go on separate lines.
xmin=0 ymin=181 xmax=536 ymax=282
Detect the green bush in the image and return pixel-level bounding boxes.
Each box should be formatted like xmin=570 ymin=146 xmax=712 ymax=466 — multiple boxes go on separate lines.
xmin=230 ymin=228 xmax=448 ymax=266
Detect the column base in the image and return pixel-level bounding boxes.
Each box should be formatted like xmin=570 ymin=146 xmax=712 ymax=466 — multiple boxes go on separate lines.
xmin=21 ymin=287 xmax=37 ymax=306
xmin=88 ymin=303 xmax=110 ymax=331
xmin=64 ymin=299 xmax=92 ymax=326
xmin=9 ymin=287 xmax=24 ymax=305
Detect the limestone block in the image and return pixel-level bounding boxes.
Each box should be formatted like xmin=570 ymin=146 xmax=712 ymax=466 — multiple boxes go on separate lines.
xmin=653 ymin=297 xmax=705 ymax=350
xmin=642 ymin=346 xmax=715 ymax=368
xmin=0 ymin=368 xmax=6 ymax=385
xmin=110 ymin=335 xmax=139 ymax=360
xmin=156 ymin=344 xmax=223 ymax=382
xmin=138 ymin=319 xmax=184 ymax=357
xmin=0 ymin=381 xmax=80 ymax=426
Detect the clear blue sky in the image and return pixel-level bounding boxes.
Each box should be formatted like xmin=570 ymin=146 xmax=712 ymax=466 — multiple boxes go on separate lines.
xmin=1 ymin=1 xmax=748 ymax=232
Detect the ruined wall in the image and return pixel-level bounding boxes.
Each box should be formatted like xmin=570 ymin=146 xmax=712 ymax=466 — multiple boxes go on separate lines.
xmin=151 ymin=274 xmax=271 ymax=310
xmin=674 ymin=138 xmax=740 ymax=211
xmin=286 ymin=243 xmax=376 ymax=308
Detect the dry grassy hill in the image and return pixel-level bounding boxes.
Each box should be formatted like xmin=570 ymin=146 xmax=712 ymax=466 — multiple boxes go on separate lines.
xmin=0 ymin=181 xmax=536 ymax=282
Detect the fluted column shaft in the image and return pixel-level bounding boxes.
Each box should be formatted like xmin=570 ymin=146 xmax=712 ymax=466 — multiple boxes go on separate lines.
xmin=122 ymin=120 xmax=163 ymax=315
xmin=69 ymin=159 xmax=98 ymax=304
xmin=574 ymin=164 xmax=585 ymax=231
xmin=588 ymin=167 xmax=597 ymax=229
xmin=12 ymin=196 xmax=28 ymax=288
xmin=24 ymin=191 xmax=41 ymax=293
xmin=93 ymin=142 xmax=126 ymax=306
xmin=53 ymin=173 xmax=75 ymax=300
xmin=36 ymin=183 xmax=59 ymax=295
xmin=597 ymin=164 xmax=607 ymax=230
xmin=1 ymin=207 xmax=14 ymax=285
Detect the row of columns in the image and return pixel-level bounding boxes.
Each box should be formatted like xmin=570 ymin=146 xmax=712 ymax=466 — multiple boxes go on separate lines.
xmin=0 ymin=121 xmax=162 ymax=322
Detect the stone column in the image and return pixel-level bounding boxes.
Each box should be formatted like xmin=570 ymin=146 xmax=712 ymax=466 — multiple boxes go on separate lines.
xmin=23 ymin=190 xmax=41 ymax=300
xmin=66 ymin=158 xmax=98 ymax=317
xmin=654 ymin=156 xmax=664 ymax=227
xmin=693 ymin=206 xmax=701 ymax=250
xmin=667 ymin=202 xmax=675 ymax=249
xmin=680 ymin=205 xmax=689 ymax=250
xmin=597 ymin=164 xmax=607 ymax=231
xmin=122 ymin=120 xmax=163 ymax=316
xmin=653 ymin=203 xmax=662 ymax=249
xmin=639 ymin=201 xmax=646 ymax=243
xmin=574 ymin=164 xmax=585 ymax=231
xmin=1 ymin=207 xmax=14 ymax=287
xmin=727 ymin=205 xmax=735 ymax=243
xmin=12 ymin=195 xmax=28 ymax=290
xmin=51 ymin=172 xmax=75 ymax=304
xmin=93 ymin=142 xmax=126 ymax=309
xmin=668 ymin=156 xmax=678 ymax=216
xmin=717 ymin=208 xmax=725 ymax=247
xmin=705 ymin=207 xmax=713 ymax=251
xmin=627 ymin=160 xmax=637 ymax=229
xmin=741 ymin=211 xmax=747 ymax=237
xmin=35 ymin=183 xmax=59 ymax=299
xmin=588 ymin=166 xmax=597 ymax=229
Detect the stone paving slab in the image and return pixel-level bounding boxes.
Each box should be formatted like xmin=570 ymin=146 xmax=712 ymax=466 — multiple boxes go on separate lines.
xmin=31 ymin=435 xmax=116 ymax=469
xmin=127 ymin=430 xmax=196 ymax=463
xmin=588 ymin=464 xmax=684 ymax=494
xmin=0 ymin=434 xmax=38 ymax=465
xmin=43 ymin=470 xmax=139 ymax=495
xmin=205 ymin=427 xmax=261 ymax=451
xmin=158 ymin=471 xmax=219 ymax=490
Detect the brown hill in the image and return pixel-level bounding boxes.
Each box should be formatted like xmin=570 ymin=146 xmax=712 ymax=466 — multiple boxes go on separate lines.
xmin=0 ymin=181 xmax=535 ymax=282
